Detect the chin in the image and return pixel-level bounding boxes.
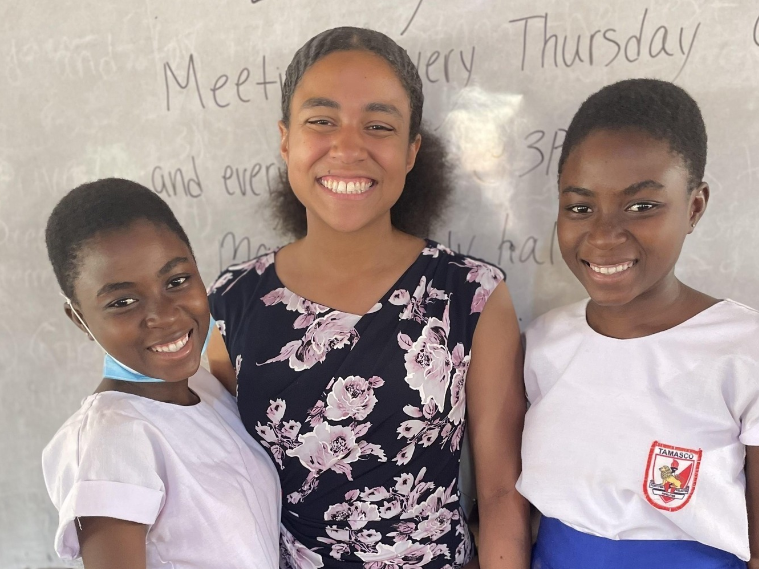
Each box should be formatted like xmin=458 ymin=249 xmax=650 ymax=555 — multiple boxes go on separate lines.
xmin=586 ymin=289 xmax=639 ymax=308
xmin=318 ymin=215 xmax=382 ymax=235
xmin=151 ymin=356 xmax=202 ymax=383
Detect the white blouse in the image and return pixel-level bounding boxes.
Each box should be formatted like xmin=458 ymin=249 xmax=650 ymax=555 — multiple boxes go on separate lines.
xmin=42 ymin=368 xmax=280 ymax=568
xmin=517 ymin=299 xmax=759 ymax=561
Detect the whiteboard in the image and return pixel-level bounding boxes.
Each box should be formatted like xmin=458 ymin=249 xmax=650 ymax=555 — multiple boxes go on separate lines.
xmin=2 ymin=1 xmax=758 ymax=566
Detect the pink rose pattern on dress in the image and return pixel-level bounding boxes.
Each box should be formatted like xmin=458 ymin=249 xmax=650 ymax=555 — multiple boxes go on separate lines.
xmin=451 ymin=258 xmax=503 ymax=314
xmin=316 ymin=468 xmax=471 ymax=568
xmin=212 ymin=243 xmax=502 ymax=568
xmin=209 ymin=250 xmax=276 ymax=295
xmin=259 ymin=311 xmax=361 ymax=372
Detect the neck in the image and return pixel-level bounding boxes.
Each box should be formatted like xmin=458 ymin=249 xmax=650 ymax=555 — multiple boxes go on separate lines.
xmin=299 ymin=212 xmax=409 ymax=274
xmin=586 ymin=272 xmax=692 ymax=339
xmin=96 ymin=377 xmax=199 ymax=406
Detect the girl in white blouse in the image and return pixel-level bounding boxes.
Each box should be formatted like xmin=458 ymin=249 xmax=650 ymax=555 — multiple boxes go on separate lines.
xmin=517 ymin=79 xmax=758 ymax=569
xmin=42 ymin=178 xmax=280 ymax=569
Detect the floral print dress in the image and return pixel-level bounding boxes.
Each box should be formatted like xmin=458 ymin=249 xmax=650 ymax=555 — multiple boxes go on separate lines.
xmin=208 ymin=240 xmax=504 ymax=569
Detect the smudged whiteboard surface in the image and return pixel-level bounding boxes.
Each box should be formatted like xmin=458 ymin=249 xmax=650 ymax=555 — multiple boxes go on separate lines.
xmin=1 ymin=0 xmax=757 ymax=566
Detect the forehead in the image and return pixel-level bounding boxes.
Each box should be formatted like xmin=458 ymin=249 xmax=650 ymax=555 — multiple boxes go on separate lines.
xmin=293 ymin=50 xmax=410 ymax=111
xmin=74 ymin=221 xmax=192 ymax=294
xmin=561 ymin=129 xmax=689 ymax=190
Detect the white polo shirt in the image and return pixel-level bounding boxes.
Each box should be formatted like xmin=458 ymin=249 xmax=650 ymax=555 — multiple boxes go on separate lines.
xmin=516 ymin=299 xmax=759 ymax=561
xmin=42 ymin=368 xmax=280 ymax=568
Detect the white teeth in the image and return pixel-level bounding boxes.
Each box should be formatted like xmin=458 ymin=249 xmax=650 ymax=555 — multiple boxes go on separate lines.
xmin=320 ymin=179 xmax=372 ymax=194
xmin=150 ymin=332 xmax=189 ymax=353
xmin=589 ymin=261 xmax=634 ymax=275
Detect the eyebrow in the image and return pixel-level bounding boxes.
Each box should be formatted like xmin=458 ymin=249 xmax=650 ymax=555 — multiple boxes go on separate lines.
xmin=622 ymin=180 xmax=664 ymax=196
xmin=157 ymin=256 xmax=190 ymax=276
xmin=365 ymin=102 xmax=403 ymax=119
xmin=561 ymin=180 xmax=665 ymax=197
xmin=95 ymin=257 xmax=190 ymax=297
xmin=301 ymin=98 xmax=403 ymax=119
xmin=96 ymin=281 xmax=134 ymax=298
xmin=301 ymin=97 xmax=339 ymax=110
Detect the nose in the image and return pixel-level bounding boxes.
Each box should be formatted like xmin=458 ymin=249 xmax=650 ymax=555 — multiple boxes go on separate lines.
xmin=330 ymin=124 xmax=367 ymax=164
xmin=586 ymin=212 xmax=628 ymax=250
xmin=144 ymin=294 xmax=180 ymax=328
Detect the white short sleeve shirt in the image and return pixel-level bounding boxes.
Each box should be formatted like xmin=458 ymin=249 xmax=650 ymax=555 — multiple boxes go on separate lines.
xmin=42 ymin=368 xmax=281 ymax=568
xmin=516 ymin=299 xmax=759 ymax=561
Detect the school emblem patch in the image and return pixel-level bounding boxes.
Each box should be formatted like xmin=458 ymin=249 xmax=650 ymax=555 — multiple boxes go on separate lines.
xmin=644 ymin=441 xmax=702 ymax=512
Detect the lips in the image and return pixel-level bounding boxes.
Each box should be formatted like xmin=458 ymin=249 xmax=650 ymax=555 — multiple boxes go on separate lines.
xmin=149 ymin=330 xmax=192 ymax=353
xmin=318 ymin=176 xmax=375 ymax=195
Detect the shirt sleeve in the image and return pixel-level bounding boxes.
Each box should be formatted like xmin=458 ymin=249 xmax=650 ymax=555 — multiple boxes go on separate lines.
xmin=739 ymin=394 xmax=759 ymax=446
xmin=42 ymin=399 xmax=165 ymax=560
xmin=730 ymin=353 xmax=759 ymax=446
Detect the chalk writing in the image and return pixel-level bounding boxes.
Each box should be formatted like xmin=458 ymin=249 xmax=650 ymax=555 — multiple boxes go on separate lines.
xmin=497 ymin=215 xmax=559 ymax=266
xmin=222 ymin=161 xmax=282 ymax=197
xmin=401 ymin=0 xmax=425 ymax=36
xmin=520 ymin=128 xmax=567 ymax=177
xmin=151 ymin=156 xmax=203 ymax=199
xmin=163 ymin=45 xmax=474 ymax=111
xmin=413 ymin=47 xmax=475 ymax=87
xmin=218 ymin=232 xmax=273 ymax=273
xmin=164 ymin=53 xmax=282 ymax=111
xmin=509 ymin=10 xmax=700 ymax=80
xmin=445 ymin=218 xmax=559 ymax=269
xmin=4 ymin=34 xmax=118 ymax=86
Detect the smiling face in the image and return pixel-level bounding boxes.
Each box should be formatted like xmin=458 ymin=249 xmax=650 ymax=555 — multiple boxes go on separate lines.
xmin=69 ymin=220 xmax=210 ymax=382
xmin=279 ymin=49 xmax=421 ymax=235
xmin=558 ymin=128 xmax=708 ymax=308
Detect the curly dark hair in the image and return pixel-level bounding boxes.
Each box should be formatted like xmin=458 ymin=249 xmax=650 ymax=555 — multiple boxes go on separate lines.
xmin=558 ymin=78 xmax=707 ymax=190
xmin=272 ymin=26 xmax=452 ymax=239
xmin=45 ymin=178 xmax=193 ymax=302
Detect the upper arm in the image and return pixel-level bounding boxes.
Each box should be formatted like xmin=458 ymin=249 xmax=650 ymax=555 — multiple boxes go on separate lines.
xmin=747 ymin=446 xmax=759 ymax=565
xmin=465 ymin=281 xmax=526 ymax=497
xmin=207 ymin=327 xmax=237 ymax=396
xmin=77 ymin=516 xmax=147 ymax=569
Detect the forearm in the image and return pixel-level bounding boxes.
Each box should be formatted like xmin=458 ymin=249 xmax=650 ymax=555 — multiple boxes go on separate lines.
xmin=475 ymin=488 xmax=531 ymax=569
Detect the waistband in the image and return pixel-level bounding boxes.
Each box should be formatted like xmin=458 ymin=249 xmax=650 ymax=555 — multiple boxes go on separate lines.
xmin=533 ymin=517 xmax=745 ymax=569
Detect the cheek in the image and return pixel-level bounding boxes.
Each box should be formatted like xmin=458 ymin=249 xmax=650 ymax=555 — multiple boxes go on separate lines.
xmin=556 ymin=219 xmax=581 ymax=256
xmin=290 ymin=132 xmax=328 ymax=164
xmin=93 ymin=317 xmax=143 ymax=359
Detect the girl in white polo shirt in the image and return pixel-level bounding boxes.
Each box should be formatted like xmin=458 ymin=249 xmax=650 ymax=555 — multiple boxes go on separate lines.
xmin=41 ymin=179 xmax=280 ymax=568
xmin=517 ymin=79 xmax=758 ymax=568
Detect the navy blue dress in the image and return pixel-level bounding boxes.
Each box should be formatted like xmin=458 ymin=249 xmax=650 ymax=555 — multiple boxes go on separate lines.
xmin=208 ymin=240 xmax=504 ymax=569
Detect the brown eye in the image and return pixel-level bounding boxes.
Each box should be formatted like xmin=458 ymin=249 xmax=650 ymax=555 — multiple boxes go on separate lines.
xmin=168 ymin=276 xmax=189 ymax=288
xmin=108 ymin=298 xmax=137 ymax=309
xmin=627 ymin=202 xmax=657 ymax=212
xmin=567 ymin=205 xmax=592 ymax=214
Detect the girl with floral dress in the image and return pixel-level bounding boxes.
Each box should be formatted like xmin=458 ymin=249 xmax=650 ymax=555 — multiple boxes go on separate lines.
xmin=207 ymin=27 xmax=529 ymax=569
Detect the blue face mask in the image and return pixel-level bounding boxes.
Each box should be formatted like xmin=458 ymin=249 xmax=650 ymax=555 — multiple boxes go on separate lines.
xmin=65 ymin=296 xmax=214 ymax=383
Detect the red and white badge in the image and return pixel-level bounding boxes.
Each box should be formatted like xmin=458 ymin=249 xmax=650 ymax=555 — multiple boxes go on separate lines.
xmin=643 ymin=441 xmax=702 ymax=512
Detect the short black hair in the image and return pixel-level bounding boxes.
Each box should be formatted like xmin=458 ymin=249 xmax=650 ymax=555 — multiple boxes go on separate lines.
xmin=273 ymin=26 xmax=452 ymax=239
xmin=45 ymin=178 xmax=193 ymax=302
xmin=558 ymin=78 xmax=707 ymax=190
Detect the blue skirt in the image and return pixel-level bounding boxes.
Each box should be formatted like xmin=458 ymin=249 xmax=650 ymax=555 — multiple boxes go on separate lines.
xmin=533 ymin=517 xmax=746 ymax=569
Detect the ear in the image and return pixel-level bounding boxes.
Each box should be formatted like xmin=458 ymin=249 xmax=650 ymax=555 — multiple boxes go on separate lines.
xmin=688 ymin=182 xmax=710 ymax=234
xmin=64 ymin=302 xmax=94 ymax=341
xmin=278 ymin=120 xmax=290 ymax=166
xmin=406 ymin=134 xmax=422 ymax=173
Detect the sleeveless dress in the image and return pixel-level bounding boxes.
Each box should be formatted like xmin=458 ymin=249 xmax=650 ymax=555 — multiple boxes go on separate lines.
xmin=208 ymin=240 xmax=505 ymax=569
